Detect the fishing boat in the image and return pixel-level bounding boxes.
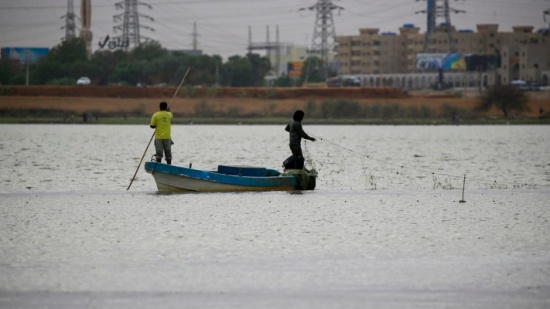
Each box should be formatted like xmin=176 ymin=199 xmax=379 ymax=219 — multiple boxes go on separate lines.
xmin=144 ymin=162 xmax=317 ymax=193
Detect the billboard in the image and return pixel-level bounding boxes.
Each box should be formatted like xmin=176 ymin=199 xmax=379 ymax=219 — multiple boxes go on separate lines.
xmin=464 ymin=55 xmax=499 ymax=72
xmin=287 ymin=61 xmax=304 ymax=77
xmin=1 ymin=47 xmax=49 ymax=64
xmin=416 ymin=53 xmax=469 ymax=70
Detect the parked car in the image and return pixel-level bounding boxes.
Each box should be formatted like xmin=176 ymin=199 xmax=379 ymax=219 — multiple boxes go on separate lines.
xmin=326 ymin=76 xmax=361 ymax=87
xmin=510 ymin=80 xmax=529 ymax=91
xmin=343 ymin=76 xmax=361 ymax=86
xmin=326 ymin=77 xmax=342 ymax=87
xmin=76 ymin=77 xmax=91 ymax=85
xmin=530 ymin=83 xmax=541 ymax=91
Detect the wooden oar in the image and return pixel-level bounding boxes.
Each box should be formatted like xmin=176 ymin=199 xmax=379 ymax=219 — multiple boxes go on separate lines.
xmin=127 ymin=67 xmax=191 ymax=190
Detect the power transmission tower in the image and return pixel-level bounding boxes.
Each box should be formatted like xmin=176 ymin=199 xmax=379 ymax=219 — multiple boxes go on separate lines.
xmin=113 ymin=0 xmax=155 ymax=50
xmin=61 ymin=0 xmax=77 ymax=41
xmin=416 ymin=0 xmax=465 ymax=53
xmin=300 ymin=0 xmax=343 ymax=79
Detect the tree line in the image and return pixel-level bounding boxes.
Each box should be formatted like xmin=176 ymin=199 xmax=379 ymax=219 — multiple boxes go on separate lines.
xmin=0 ymin=38 xmax=325 ymax=87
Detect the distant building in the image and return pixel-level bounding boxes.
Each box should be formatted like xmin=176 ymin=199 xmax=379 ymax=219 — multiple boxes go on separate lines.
xmin=263 ymin=43 xmax=337 ymax=77
xmin=335 ymin=24 xmax=550 ymax=89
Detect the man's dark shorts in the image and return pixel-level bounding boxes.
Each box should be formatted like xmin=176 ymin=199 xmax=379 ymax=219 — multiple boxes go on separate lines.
xmin=154 ymin=139 xmax=172 ymax=160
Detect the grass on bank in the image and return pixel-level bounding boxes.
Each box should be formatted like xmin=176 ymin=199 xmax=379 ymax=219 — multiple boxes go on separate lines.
xmin=1 ymin=115 xmax=549 ymax=125
xmin=1 ymin=96 xmax=548 ymax=124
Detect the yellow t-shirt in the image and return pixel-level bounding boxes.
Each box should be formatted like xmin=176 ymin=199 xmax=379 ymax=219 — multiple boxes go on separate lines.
xmin=150 ymin=111 xmax=173 ymax=139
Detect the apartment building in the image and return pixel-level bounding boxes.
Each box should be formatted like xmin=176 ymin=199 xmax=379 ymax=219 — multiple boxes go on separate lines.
xmin=335 ymin=23 xmax=550 ymax=88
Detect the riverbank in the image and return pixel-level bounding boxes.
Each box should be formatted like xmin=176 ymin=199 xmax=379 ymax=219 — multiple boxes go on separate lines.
xmin=1 ymin=116 xmax=548 ymax=125
xmin=1 ymin=86 xmax=549 ymax=124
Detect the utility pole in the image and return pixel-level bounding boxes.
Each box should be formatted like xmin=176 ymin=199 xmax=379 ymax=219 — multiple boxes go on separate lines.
xmin=416 ymin=0 xmax=465 ymax=53
xmin=113 ymin=0 xmax=155 ymax=50
xmin=300 ymin=0 xmax=343 ymax=80
xmin=61 ymin=0 xmax=77 ymax=41
xmin=247 ymin=25 xmax=281 ymax=76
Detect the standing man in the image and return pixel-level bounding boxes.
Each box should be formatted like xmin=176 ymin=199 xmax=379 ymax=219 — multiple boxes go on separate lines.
xmin=284 ymin=110 xmax=315 ymax=169
xmin=150 ymin=101 xmax=173 ymax=164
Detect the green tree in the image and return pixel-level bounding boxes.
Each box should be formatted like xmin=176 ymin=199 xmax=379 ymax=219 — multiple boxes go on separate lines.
xmin=221 ymin=55 xmax=254 ymax=87
xmin=131 ymin=41 xmax=167 ymax=61
xmin=298 ymin=57 xmax=323 ymax=85
xmin=476 ymin=85 xmax=529 ymax=117
xmin=0 ymin=59 xmax=14 ymax=85
xmin=246 ymin=53 xmax=271 ymax=85
xmin=109 ymin=61 xmax=140 ymax=85
xmin=89 ymin=50 xmax=130 ymax=85
xmin=31 ymin=61 xmax=67 ymax=84
xmin=274 ymin=74 xmax=293 ymax=87
xmin=31 ymin=38 xmax=88 ymax=84
xmin=45 ymin=38 xmax=88 ymax=64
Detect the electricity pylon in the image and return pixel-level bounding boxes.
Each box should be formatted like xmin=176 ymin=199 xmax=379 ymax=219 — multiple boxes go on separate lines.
xmin=416 ymin=0 xmax=465 ymax=52
xmin=113 ymin=0 xmax=155 ymax=50
xmin=300 ymin=0 xmax=343 ymax=79
xmin=61 ymin=0 xmax=77 ymax=41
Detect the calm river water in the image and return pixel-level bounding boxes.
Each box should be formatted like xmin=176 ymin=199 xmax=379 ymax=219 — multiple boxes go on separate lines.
xmin=0 ymin=124 xmax=549 ymax=308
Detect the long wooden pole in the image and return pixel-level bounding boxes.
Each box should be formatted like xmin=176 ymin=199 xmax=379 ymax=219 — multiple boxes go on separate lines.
xmin=127 ymin=67 xmax=192 ymax=190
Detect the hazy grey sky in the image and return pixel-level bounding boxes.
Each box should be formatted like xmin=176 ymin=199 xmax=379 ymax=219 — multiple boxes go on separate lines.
xmin=0 ymin=0 xmax=548 ymax=59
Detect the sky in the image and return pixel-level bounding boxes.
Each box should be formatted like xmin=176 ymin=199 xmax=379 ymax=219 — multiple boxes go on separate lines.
xmin=0 ymin=0 xmax=549 ymax=60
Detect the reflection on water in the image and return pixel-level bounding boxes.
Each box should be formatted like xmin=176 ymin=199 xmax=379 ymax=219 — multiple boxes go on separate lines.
xmin=0 ymin=124 xmax=549 ymax=308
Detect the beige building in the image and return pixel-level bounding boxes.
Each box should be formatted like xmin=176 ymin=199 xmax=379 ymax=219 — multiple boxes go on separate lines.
xmin=336 ymin=24 xmax=550 ymax=88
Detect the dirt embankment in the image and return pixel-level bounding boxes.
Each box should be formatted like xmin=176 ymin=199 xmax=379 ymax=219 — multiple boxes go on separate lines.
xmin=1 ymin=85 xmax=549 ymax=118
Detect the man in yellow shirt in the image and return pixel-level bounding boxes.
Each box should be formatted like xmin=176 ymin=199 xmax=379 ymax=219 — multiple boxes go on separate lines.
xmin=150 ymin=101 xmax=173 ymax=164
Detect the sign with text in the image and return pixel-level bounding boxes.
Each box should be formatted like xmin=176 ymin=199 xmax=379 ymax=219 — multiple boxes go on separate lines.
xmin=98 ymin=35 xmax=129 ymax=50
xmin=416 ymin=53 xmax=469 ymax=70
xmin=287 ymin=61 xmax=304 ymax=77
xmin=1 ymin=47 xmax=49 ymax=63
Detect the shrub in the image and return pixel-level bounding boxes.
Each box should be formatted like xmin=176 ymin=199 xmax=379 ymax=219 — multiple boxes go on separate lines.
xmin=227 ymin=106 xmax=242 ymax=117
xmin=194 ymin=99 xmax=214 ymax=117
xmin=264 ymin=87 xmax=277 ymax=99
xmin=320 ymin=99 xmax=362 ymax=118
xmin=0 ymin=86 xmax=11 ymax=95
xmin=206 ymin=85 xmax=219 ymax=98
xmin=183 ymin=85 xmax=198 ymax=98
xmin=46 ymin=77 xmax=75 ymax=85
xmin=476 ymin=84 xmax=529 ymax=117
xmin=304 ymin=99 xmax=317 ymax=118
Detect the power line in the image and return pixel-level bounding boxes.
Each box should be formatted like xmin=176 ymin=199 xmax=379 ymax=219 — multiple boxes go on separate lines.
xmin=416 ymin=0 xmax=466 ymax=53
xmin=61 ymin=0 xmax=78 ymax=41
xmin=113 ymin=0 xmax=155 ymax=50
xmin=300 ymin=0 xmax=343 ymax=80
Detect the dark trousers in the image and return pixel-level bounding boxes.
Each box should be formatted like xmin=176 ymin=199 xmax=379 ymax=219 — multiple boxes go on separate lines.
xmin=289 ymin=145 xmax=304 ymax=169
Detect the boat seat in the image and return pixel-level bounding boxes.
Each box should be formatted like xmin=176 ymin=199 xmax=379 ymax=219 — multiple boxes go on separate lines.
xmin=217 ymin=165 xmax=267 ymax=177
